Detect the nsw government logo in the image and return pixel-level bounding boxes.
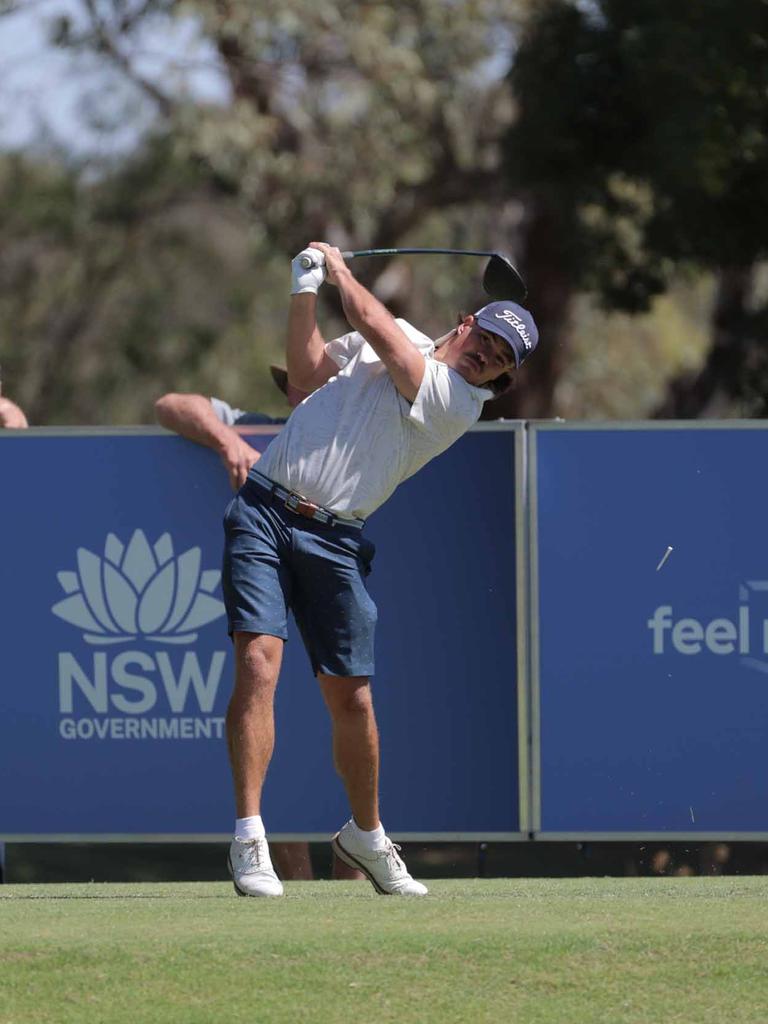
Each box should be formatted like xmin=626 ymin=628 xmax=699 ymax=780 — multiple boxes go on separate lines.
xmin=52 ymin=529 xmax=228 ymax=742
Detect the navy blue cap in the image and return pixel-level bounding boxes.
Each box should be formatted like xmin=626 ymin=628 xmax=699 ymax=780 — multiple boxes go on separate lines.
xmin=474 ymin=301 xmax=539 ymax=367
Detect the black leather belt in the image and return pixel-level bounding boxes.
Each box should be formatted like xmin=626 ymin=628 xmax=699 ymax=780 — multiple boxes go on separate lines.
xmin=250 ymin=471 xmax=365 ymax=531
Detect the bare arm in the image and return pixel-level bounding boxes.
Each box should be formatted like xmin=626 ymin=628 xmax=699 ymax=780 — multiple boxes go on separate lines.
xmin=286 ymin=293 xmax=341 ymax=394
xmin=311 ymin=242 xmax=425 ymax=403
xmin=0 ymin=397 xmax=29 ymax=428
xmin=154 ymin=393 xmax=260 ymax=490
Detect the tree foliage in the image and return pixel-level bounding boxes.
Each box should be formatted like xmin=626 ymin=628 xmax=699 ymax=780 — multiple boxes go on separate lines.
xmin=506 ymin=0 xmax=768 ymax=417
xmin=48 ymin=0 xmax=528 ymax=259
xmin=1 ymin=0 xmax=533 ymax=423
xmin=1 ymin=0 xmax=766 ymax=424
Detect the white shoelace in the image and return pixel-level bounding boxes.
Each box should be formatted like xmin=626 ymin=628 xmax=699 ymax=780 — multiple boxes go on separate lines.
xmin=237 ymin=837 xmax=270 ymax=873
xmin=376 ymin=840 xmax=408 ymax=879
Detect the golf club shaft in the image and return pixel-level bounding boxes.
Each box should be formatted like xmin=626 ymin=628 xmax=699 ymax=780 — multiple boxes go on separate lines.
xmin=298 ymin=247 xmax=500 ymax=269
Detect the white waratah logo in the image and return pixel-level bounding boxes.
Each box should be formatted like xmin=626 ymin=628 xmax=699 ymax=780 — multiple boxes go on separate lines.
xmin=52 ymin=530 xmax=225 ymax=645
xmin=494 ymin=309 xmax=532 ymax=349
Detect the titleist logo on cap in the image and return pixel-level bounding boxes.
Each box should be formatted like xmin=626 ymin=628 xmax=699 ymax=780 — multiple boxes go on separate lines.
xmin=495 ymin=309 xmax=532 ymax=349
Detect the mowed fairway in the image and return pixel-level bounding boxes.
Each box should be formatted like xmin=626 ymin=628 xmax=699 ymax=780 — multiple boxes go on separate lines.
xmin=2 ymin=877 xmax=768 ymax=1023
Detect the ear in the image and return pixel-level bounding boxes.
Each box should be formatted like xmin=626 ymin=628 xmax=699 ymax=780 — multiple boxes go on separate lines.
xmin=454 ymin=314 xmax=474 ymax=339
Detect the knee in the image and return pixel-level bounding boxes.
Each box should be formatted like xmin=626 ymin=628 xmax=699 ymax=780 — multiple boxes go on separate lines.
xmin=324 ymin=680 xmax=374 ymax=720
xmin=237 ymin=632 xmax=280 ymax=669
xmin=233 ymin=635 xmax=281 ymax=699
xmin=240 ymin=645 xmax=277 ymax=680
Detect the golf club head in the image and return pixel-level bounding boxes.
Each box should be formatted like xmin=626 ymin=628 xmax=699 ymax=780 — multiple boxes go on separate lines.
xmin=483 ymin=254 xmax=527 ymax=304
xmin=269 ymin=364 xmax=289 ymax=397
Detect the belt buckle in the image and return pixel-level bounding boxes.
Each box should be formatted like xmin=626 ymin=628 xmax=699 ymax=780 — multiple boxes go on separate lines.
xmin=285 ymin=491 xmax=319 ymax=520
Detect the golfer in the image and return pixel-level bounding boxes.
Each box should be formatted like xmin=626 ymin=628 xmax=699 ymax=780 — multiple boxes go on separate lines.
xmin=224 ymin=242 xmax=539 ymax=897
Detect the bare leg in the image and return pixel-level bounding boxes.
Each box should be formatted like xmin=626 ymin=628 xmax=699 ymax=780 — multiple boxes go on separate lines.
xmin=320 ymin=676 xmax=426 ymax=894
xmin=271 ymin=842 xmax=314 ymax=880
xmin=318 ymin=675 xmax=380 ymax=830
xmin=226 ymin=632 xmax=284 ymax=817
xmin=332 ymin=852 xmax=365 ymax=880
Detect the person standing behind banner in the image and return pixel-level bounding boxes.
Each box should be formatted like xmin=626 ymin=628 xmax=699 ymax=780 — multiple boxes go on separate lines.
xmin=0 ymin=369 xmax=29 ymax=428
xmin=154 ymin=394 xmax=276 ymax=490
xmin=154 ymin=389 xmax=363 ymax=883
xmin=0 ymin=398 xmax=27 ymax=428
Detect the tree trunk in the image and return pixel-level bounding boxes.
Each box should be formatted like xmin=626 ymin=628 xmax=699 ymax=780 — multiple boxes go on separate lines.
xmin=654 ymin=265 xmax=756 ymax=418
xmin=481 ymin=197 xmax=573 ymax=420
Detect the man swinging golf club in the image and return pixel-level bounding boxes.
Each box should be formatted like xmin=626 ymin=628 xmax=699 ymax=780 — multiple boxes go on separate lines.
xmin=223 ymin=242 xmax=539 ymax=897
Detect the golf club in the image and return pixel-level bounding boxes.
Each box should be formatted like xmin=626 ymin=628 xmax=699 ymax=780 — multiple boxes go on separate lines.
xmin=298 ymin=248 xmax=527 ymax=303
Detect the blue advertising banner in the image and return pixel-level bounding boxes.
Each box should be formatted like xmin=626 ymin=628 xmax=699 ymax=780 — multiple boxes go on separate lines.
xmin=532 ymin=423 xmax=768 ymax=837
xmin=0 ymin=426 xmax=521 ymax=839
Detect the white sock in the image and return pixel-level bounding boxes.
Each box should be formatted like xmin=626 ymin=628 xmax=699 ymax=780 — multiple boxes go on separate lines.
xmin=351 ymin=818 xmax=386 ymax=850
xmin=235 ymin=815 xmax=265 ymax=840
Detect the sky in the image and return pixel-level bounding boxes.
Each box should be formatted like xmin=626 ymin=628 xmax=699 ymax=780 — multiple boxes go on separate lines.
xmin=0 ymin=0 xmax=229 ymax=157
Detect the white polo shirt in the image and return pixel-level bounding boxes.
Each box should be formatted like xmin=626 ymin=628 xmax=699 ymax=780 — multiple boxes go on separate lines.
xmin=257 ymin=319 xmax=492 ymax=520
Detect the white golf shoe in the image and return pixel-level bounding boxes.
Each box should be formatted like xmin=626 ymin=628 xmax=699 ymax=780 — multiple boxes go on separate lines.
xmin=228 ymin=836 xmax=284 ymax=897
xmin=331 ymin=820 xmax=428 ymax=896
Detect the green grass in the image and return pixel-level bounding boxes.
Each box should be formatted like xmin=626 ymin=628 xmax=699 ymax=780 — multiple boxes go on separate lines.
xmin=2 ymin=877 xmax=768 ymax=1023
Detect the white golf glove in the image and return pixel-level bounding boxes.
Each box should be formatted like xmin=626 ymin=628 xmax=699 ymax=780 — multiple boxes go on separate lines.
xmin=291 ymin=248 xmax=326 ymax=295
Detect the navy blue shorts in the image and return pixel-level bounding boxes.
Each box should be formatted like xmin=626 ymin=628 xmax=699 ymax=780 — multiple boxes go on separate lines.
xmin=222 ymin=474 xmax=377 ymax=677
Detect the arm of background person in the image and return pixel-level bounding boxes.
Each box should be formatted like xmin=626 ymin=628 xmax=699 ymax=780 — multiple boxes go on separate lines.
xmin=0 ymin=397 xmax=29 ymax=428
xmin=154 ymin=393 xmax=260 ymax=490
xmin=285 ymin=293 xmax=340 ymax=395
xmin=312 ymin=243 xmax=425 ymax=403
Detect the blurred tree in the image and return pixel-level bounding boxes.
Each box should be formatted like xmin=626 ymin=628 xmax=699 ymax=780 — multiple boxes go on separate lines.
xmin=494 ymin=0 xmax=768 ymax=419
xmin=0 ymin=142 xmax=291 ymax=423
xmin=2 ymin=0 xmax=534 ymax=423
xmin=7 ymin=0 xmax=763 ymax=424
xmin=55 ymin=1 xmax=527 ymax=282
xmin=618 ymin=0 xmax=768 ymax=416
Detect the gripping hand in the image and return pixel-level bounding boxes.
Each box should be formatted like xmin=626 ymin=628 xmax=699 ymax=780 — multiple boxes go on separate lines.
xmin=291 ymin=248 xmax=326 ymax=295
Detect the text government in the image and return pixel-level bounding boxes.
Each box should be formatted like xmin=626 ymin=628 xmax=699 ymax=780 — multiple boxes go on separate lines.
xmin=59 ymin=716 xmax=226 ymax=741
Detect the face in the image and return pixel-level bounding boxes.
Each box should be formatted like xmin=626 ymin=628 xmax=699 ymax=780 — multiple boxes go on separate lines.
xmin=442 ymin=320 xmax=517 ymax=387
